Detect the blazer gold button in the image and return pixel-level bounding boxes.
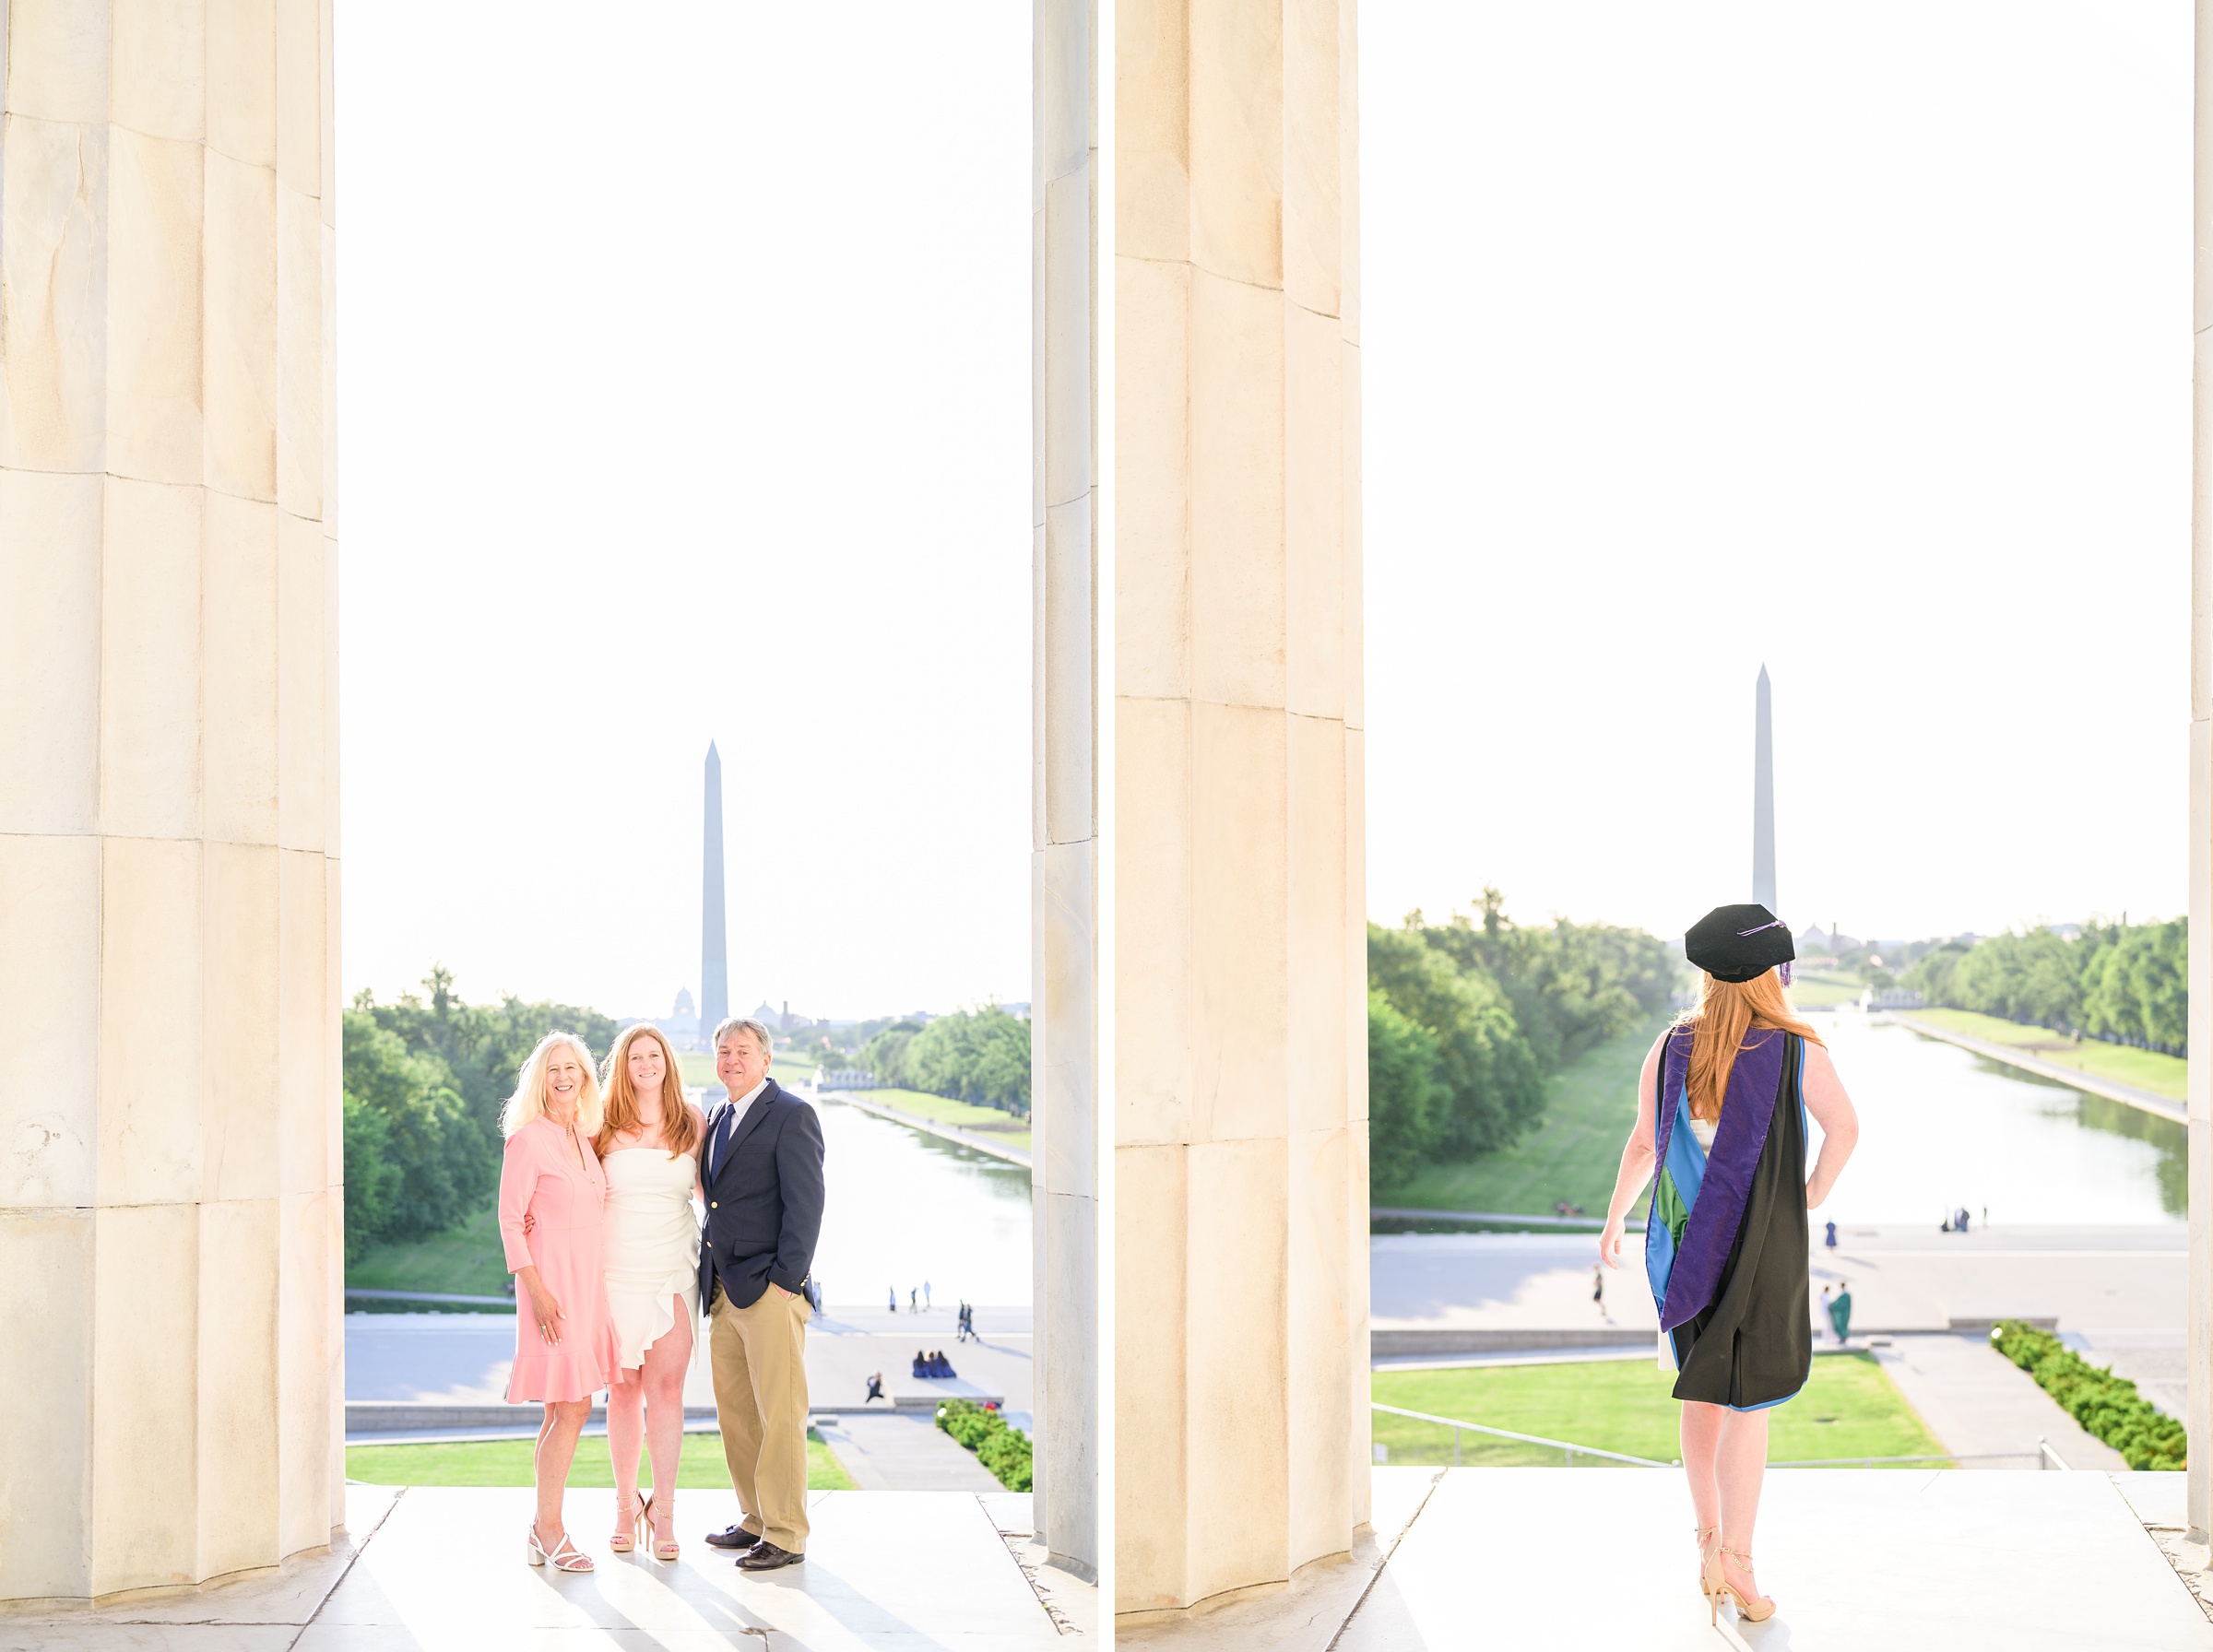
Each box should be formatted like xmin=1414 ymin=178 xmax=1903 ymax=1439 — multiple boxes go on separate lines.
xmin=710 ymin=1201 xmax=717 ymax=1209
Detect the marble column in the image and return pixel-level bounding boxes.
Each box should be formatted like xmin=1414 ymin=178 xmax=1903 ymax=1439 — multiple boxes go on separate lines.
xmin=2190 ymin=0 xmax=2213 ymax=1557
xmin=0 ymin=0 xmax=343 ymax=1604
xmin=1032 ymin=0 xmax=1101 ymax=1586
xmin=1034 ymin=0 xmax=1368 ymax=1615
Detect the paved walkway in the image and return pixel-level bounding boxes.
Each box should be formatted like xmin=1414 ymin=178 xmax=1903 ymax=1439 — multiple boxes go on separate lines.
xmin=1372 ymin=1225 xmax=2185 ymax=1349
xmin=1125 ymin=1468 xmax=2209 ymax=1650
xmin=812 ymin=1412 xmax=1005 ymax=1491
xmin=1871 ymin=1332 xmax=2127 ymax=1469
xmin=3 ymin=1485 xmax=1093 ymax=1649
xmin=344 ymin=1304 xmax=1034 ymax=1426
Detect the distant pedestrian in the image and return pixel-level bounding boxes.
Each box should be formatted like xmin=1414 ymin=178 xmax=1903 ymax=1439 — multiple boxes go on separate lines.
xmin=1817 ymin=1285 xmax=1835 ymax=1341
xmin=1954 ymin=1207 xmax=1970 ymax=1234
xmin=865 ymin=1372 xmax=884 ymax=1403
xmin=889 ymin=1286 xmax=897 ymax=1313
xmin=1592 ymin=1263 xmax=1604 ymax=1315
xmin=923 ymin=1280 xmax=932 ymax=1310
xmin=909 ymin=1288 xmax=918 ymax=1313
xmin=1824 ymin=1221 xmax=1837 ymax=1251
xmin=1828 ymin=1282 xmax=1853 ymax=1344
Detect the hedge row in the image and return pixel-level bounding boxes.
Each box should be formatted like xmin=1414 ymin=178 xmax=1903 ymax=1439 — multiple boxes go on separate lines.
xmin=1992 ymin=1320 xmax=2183 ymax=1471
xmin=936 ymin=1399 xmax=1033 ymax=1492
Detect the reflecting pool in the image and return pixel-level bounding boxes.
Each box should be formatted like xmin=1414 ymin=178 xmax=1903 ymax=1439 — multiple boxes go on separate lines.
xmin=1814 ymin=1013 xmax=2183 ymax=1226
xmin=807 ymin=1096 xmax=1034 ymax=1304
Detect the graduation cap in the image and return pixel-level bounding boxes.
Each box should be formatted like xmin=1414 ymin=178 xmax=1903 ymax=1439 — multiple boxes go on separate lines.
xmin=1686 ymin=904 xmax=1794 ymax=985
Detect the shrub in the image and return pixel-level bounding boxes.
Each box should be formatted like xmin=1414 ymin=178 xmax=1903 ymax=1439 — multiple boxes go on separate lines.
xmin=936 ymin=1398 xmax=1033 ymax=1492
xmin=1991 ymin=1320 xmax=2184 ymax=1471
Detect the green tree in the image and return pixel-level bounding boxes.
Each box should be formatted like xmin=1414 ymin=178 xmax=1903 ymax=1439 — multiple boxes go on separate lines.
xmin=895 ymin=1006 xmax=1033 ymax=1114
xmin=1367 ymin=989 xmax=1446 ymax=1188
xmin=1367 ymin=923 xmax=1544 ymax=1157
xmin=342 ymin=1009 xmax=496 ymax=1241
xmin=1422 ymin=889 xmax=1675 ymax=1071
xmin=859 ymin=1021 xmax=925 ymax=1088
xmin=342 ymin=1095 xmax=402 ymax=1262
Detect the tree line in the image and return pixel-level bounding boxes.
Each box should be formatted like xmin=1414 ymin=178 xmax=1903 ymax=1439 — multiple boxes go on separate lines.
xmin=858 ymin=1006 xmax=1032 ymax=1115
xmin=343 ymin=968 xmax=622 ymax=1261
xmin=1904 ymin=918 xmax=2186 ymax=1056
xmin=1367 ymin=890 xmax=1677 ymax=1189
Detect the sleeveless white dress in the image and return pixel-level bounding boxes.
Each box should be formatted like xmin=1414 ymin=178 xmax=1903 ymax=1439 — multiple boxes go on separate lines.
xmin=603 ymin=1148 xmax=703 ymax=1370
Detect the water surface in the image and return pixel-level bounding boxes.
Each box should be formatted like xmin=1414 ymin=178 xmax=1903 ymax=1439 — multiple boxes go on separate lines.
xmin=1814 ymin=1013 xmax=2182 ymax=1226
xmin=809 ymin=1097 xmax=1034 ymax=1304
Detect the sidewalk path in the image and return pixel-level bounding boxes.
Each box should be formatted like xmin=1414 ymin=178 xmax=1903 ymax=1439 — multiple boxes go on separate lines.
xmin=1871 ymin=1332 xmax=2127 ymax=1469
xmin=817 ymin=1088 xmax=1033 ymax=1167
xmin=1370 ymin=1226 xmax=2185 ymax=1353
xmin=813 ymin=1412 xmax=1006 ymax=1491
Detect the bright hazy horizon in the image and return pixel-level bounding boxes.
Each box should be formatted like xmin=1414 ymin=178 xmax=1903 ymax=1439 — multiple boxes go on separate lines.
xmin=339 ymin=3 xmax=2189 ymax=1022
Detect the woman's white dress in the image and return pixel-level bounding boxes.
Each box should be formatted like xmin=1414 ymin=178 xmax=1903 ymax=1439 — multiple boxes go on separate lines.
xmin=603 ymin=1148 xmax=702 ymax=1370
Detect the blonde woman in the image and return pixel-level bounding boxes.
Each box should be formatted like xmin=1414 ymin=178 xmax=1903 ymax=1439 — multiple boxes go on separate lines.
xmin=593 ymin=1023 xmax=707 ymax=1562
xmin=498 ymin=1031 xmax=619 ymax=1574
xmin=1598 ymin=905 xmax=1859 ymax=1625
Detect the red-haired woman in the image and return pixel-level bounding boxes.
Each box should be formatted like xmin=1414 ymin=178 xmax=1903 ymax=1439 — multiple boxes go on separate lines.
xmin=594 ymin=1022 xmax=707 ymax=1562
xmin=1598 ymin=905 xmax=1860 ymax=1625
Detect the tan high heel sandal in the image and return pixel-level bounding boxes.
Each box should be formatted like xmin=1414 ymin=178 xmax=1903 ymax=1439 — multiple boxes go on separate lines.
xmin=610 ymin=1491 xmax=644 ymax=1553
xmin=1711 ymin=1546 xmax=1775 ymax=1624
xmin=1693 ymin=1526 xmax=1721 ymax=1600
xmin=645 ymin=1490 xmax=680 ymax=1562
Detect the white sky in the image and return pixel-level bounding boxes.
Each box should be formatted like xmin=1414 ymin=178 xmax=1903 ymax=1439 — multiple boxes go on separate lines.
xmin=338 ymin=3 xmax=2191 ymax=1021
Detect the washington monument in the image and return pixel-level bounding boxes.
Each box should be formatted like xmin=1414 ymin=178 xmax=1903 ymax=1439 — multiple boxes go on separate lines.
xmin=1753 ymin=666 xmax=1777 ymax=913
xmin=702 ymin=741 xmax=728 ymax=1038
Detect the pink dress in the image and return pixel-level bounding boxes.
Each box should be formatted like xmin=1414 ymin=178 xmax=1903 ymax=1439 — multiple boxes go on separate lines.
xmin=499 ymin=1118 xmax=620 ymax=1403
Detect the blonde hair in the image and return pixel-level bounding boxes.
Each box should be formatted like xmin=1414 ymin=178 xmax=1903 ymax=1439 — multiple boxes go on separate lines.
xmin=595 ymin=1023 xmax=700 ymax=1160
xmin=1675 ymin=970 xmax=1824 ymax=1123
xmin=501 ymin=1031 xmax=605 ymax=1138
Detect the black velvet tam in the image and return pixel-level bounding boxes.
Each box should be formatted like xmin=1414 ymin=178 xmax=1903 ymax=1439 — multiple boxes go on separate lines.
xmin=1686 ymin=903 xmax=1794 ymax=984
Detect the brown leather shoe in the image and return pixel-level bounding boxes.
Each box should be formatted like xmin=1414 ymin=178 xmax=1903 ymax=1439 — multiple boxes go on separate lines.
xmin=737 ymin=1540 xmax=805 ymax=1571
xmin=705 ymin=1525 xmax=763 ymax=1551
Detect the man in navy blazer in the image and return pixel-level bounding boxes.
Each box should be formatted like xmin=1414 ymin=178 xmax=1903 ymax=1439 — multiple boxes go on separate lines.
xmin=695 ymin=1017 xmax=825 ymax=1570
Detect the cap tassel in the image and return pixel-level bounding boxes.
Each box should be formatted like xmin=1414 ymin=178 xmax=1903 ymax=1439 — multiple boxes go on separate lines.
xmin=1780 ymin=960 xmax=1793 ymax=986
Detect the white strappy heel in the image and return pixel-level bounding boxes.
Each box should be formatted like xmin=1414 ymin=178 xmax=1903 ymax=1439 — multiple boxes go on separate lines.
xmin=527 ymin=1523 xmax=596 ymax=1572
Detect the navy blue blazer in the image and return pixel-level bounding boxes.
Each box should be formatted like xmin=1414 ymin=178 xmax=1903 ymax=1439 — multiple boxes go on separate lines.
xmin=697 ymin=1078 xmax=826 ymax=1312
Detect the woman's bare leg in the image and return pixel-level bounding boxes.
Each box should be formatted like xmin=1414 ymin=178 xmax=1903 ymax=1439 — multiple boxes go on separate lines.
xmin=535 ymin=1398 xmax=593 ymax=1544
xmin=1679 ymin=1399 xmax=1723 ymax=1549
xmin=641 ymin=1298 xmax=694 ymax=1539
xmin=607 ymin=1365 xmax=646 ymax=1531
xmin=1715 ymin=1408 xmax=1771 ymax=1604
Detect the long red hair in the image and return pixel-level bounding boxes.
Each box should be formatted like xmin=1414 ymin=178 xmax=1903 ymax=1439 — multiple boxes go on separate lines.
xmin=1675 ymin=970 xmax=1823 ymax=1122
xmin=594 ymin=1023 xmax=701 ymax=1159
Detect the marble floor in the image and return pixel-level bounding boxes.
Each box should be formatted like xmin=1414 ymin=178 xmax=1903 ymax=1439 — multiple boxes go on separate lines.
xmin=1125 ymin=1467 xmax=2211 ymax=1651
xmin=1 ymin=1485 xmax=1092 ymax=1651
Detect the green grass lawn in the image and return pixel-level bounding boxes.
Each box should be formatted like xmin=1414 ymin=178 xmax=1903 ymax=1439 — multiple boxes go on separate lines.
xmin=347 ymin=1203 xmax=512 ymax=1298
xmin=347 ymin=1429 xmax=854 ymax=1491
xmin=1371 ymin=1353 xmax=1946 ymax=1468
xmin=1374 ymin=1015 xmax=1667 ymax=1219
xmin=1904 ymin=1009 xmax=2185 ymax=1103
xmin=854 ymin=1089 xmax=1033 ymax=1153
xmin=1784 ymin=974 xmax=1864 ymax=1009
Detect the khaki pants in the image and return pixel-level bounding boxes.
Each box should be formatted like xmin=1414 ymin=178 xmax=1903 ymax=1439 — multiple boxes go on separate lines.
xmin=709 ymin=1280 xmax=813 ymax=1552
